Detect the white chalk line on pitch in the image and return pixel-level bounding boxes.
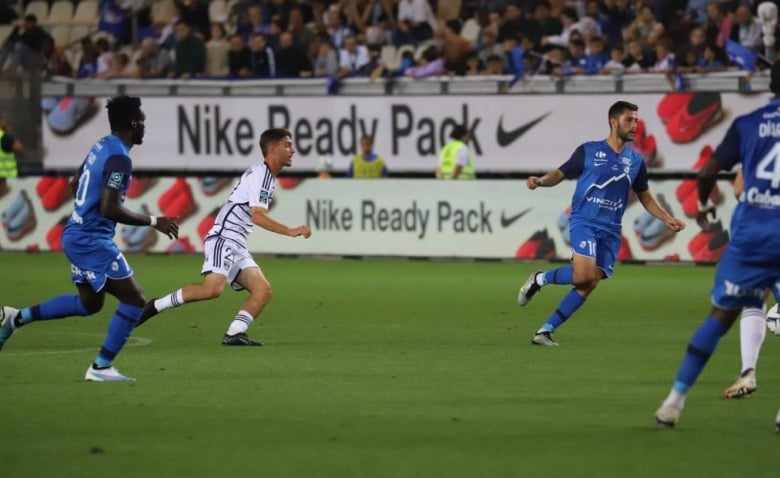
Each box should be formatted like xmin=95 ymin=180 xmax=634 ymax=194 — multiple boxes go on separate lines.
xmin=2 ymin=332 xmax=153 ymax=356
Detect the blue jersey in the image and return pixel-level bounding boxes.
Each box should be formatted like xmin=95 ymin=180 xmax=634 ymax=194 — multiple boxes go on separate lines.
xmin=62 ymin=134 xmax=132 ymax=247
xmin=713 ymin=98 xmax=780 ymax=264
xmin=559 ymin=140 xmax=648 ymax=232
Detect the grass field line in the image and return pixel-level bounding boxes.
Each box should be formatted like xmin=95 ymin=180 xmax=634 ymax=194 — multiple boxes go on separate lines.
xmin=2 ymin=332 xmax=153 ymax=356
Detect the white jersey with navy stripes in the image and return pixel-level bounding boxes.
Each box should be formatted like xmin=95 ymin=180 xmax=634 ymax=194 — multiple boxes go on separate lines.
xmin=205 ymin=162 xmax=275 ymax=246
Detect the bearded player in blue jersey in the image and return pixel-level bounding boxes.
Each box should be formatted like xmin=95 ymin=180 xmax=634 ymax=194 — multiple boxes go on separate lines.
xmin=655 ymin=61 xmax=780 ymax=430
xmin=0 ymin=96 xmax=179 ymax=381
xmin=518 ymin=100 xmax=685 ymax=346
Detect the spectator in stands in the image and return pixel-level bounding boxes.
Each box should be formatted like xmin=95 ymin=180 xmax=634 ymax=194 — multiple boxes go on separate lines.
xmin=171 ymin=20 xmax=206 ymax=79
xmin=524 ymin=1 xmax=562 ymax=49
xmin=675 ymin=45 xmax=701 ymax=73
xmin=443 ymin=20 xmax=473 ymax=76
xmin=584 ymin=35 xmax=609 ymax=74
xmin=600 ymin=44 xmax=627 ymax=75
xmin=0 ymin=14 xmax=47 ymax=71
xmin=465 ymin=51 xmax=485 ymax=75
xmin=313 ymin=34 xmax=339 ymax=77
xmin=347 ymin=135 xmax=388 ymax=178
xmin=703 ymin=1 xmax=732 ymax=48
xmin=237 ymin=5 xmax=271 ymax=44
xmin=276 ymin=31 xmax=312 ymax=77
xmin=287 ymin=5 xmax=316 ymax=54
xmin=478 ymin=27 xmax=504 ymax=66
xmin=650 ymin=38 xmax=675 ymax=73
xmin=689 ymin=26 xmax=706 ymax=52
xmin=206 ymin=23 xmax=230 ymax=77
xmin=624 ymin=4 xmax=665 ymax=50
xmin=75 ymin=38 xmax=99 ymax=78
xmin=393 ymin=0 xmax=435 ymax=46
xmin=98 ymin=52 xmax=134 ymax=79
xmin=341 ymin=0 xmax=395 ymax=37
xmin=484 ymin=53 xmax=504 ymax=75
xmin=99 ymin=0 xmax=129 ymax=44
xmin=686 ymin=0 xmax=710 ymax=24
xmin=538 ymin=46 xmax=566 ymax=77
xmin=732 ymin=4 xmax=762 ymax=51
xmin=498 ymin=3 xmax=525 ymax=43
xmin=136 ymin=37 xmax=173 ymax=79
xmin=228 ymin=34 xmax=251 ymax=77
xmin=604 ymin=0 xmax=634 ymax=32
xmin=405 ymin=45 xmax=444 ymax=78
xmin=697 ymin=42 xmax=728 ymax=73
xmin=565 ymin=37 xmax=587 ymax=74
xmin=40 ymin=35 xmax=72 ymax=78
xmin=624 ymin=38 xmax=655 ymax=71
xmin=335 ymin=34 xmax=369 ymax=79
xmin=176 ymin=0 xmax=210 ymax=40
xmin=249 ymin=33 xmax=276 ymax=78
xmin=585 ymin=0 xmax=619 ymax=47
xmin=95 ymin=37 xmax=114 ymax=77
xmin=357 ymin=44 xmax=385 ymax=77
xmin=326 ymin=8 xmax=352 ymax=49
xmin=541 ymin=7 xmax=578 ymax=49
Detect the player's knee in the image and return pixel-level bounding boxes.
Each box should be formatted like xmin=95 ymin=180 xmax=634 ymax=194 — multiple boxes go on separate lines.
xmin=253 ymin=285 xmax=273 ymax=304
xmin=203 ymin=283 xmax=224 ymax=300
xmin=80 ymin=296 xmax=103 ymax=315
xmin=572 ymin=276 xmax=599 ymax=292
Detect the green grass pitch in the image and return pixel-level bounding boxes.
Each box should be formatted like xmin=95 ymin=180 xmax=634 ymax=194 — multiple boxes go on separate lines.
xmin=0 ymin=253 xmax=777 ymax=478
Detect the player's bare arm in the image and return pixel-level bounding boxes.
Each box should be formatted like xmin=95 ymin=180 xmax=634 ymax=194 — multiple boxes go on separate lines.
xmin=99 ymin=188 xmax=179 ymax=238
xmin=251 ymin=206 xmax=311 ymax=238
xmin=636 ymin=189 xmax=685 ymax=231
xmin=527 ymin=169 xmax=565 ymax=190
xmin=695 ymin=155 xmax=724 ymax=229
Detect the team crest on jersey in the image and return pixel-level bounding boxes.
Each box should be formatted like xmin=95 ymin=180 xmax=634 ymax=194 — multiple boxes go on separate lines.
xmin=108 ymin=171 xmax=124 ymax=189
xmin=621 ymin=157 xmax=632 ymax=175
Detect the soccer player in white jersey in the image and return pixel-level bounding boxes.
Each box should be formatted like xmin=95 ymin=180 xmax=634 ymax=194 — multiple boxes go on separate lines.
xmin=137 ymin=128 xmax=311 ymax=345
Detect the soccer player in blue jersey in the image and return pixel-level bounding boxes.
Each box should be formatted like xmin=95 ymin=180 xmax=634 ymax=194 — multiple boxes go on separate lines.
xmin=518 ymin=100 xmax=685 ymax=346
xmin=655 ymin=61 xmax=780 ymax=430
xmin=0 ymin=96 xmax=179 ymax=381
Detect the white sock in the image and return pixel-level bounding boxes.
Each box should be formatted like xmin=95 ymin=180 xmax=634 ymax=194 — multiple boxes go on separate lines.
xmin=535 ymin=272 xmax=545 ymax=286
xmin=663 ymin=389 xmax=686 ymax=409
xmin=154 ymin=289 xmax=185 ymax=312
xmin=739 ymin=307 xmax=767 ymax=373
xmin=226 ymin=310 xmax=254 ymax=336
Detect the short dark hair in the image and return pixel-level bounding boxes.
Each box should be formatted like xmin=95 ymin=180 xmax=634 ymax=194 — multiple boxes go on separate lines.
xmin=607 ymin=100 xmax=638 ymax=124
xmin=24 ymin=14 xmax=37 ymax=23
xmin=106 ymin=96 xmax=142 ymax=132
xmin=259 ymin=128 xmax=292 ymax=156
xmin=449 ymin=125 xmax=468 ymax=140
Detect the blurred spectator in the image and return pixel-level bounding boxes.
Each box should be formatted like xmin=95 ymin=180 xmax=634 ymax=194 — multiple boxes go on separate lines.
xmin=342 ymin=0 xmax=395 ymax=36
xmin=0 ymin=2 xmax=17 ymax=25
xmin=731 ymin=5 xmax=761 ymax=51
xmin=498 ymin=3 xmax=525 ymax=42
xmin=538 ymin=46 xmax=567 ymax=76
xmin=99 ymin=0 xmax=129 ymax=44
xmin=249 ymin=33 xmax=276 ymax=78
xmin=675 ymin=45 xmax=700 ymax=73
xmin=478 ymin=28 xmax=504 ymax=65
xmin=0 ymin=14 xmax=48 ymax=71
xmin=171 ymin=20 xmax=206 ymax=79
xmin=347 ymin=135 xmax=388 ymax=178
xmin=206 ymin=23 xmax=230 ymax=77
xmin=697 ymin=42 xmax=728 ymax=72
xmin=525 ymin=1 xmax=562 ymax=49
xmin=541 ymin=7 xmax=579 ymax=49
xmin=326 ymin=9 xmax=352 ymax=49
xmin=394 ymin=0 xmax=435 ymax=45
xmin=442 ymin=20 xmax=473 ymax=76
xmin=75 ymin=38 xmax=99 ymax=78
xmin=287 ymin=5 xmax=316 ymax=53
xmin=98 ymin=52 xmax=134 ymax=79
xmin=237 ymin=6 xmax=271 ymax=44
xmin=176 ymin=0 xmax=211 ymax=40
xmin=405 ymin=45 xmax=444 ymax=78
xmin=584 ymin=35 xmax=609 ymax=74
xmin=689 ymin=26 xmax=706 ymax=52
xmin=228 ymin=34 xmax=252 ymax=77
xmin=95 ymin=37 xmax=114 ymax=76
xmin=703 ymin=2 xmax=732 ymax=48
xmin=650 ymin=38 xmax=675 ymax=73
xmin=336 ymin=34 xmax=369 ymax=79
xmin=357 ymin=44 xmax=384 ymax=77
xmin=484 ymin=53 xmax=504 ymax=75
xmin=465 ymin=51 xmax=485 ymax=75
xmin=624 ymin=5 xmax=665 ymax=50
xmin=503 ymin=34 xmax=535 ymax=76
xmin=585 ymin=0 xmax=619 ymax=47
xmin=604 ymin=0 xmax=634 ymax=32
xmin=565 ymin=38 xmax=587 ymax=74
xmin=41 ymin=36 xmax=72 ymax=78
xmin=137 ymin=37 xmax=173 ymax=78
xmin=276 ymin=31 xmax=312 ymax=77
xmin=600 ymin=44 xmax=627 ymax=75
xmin=624 ymin=39 xmax=655 ymax=71
xmin=685 ymin=0 xmax=710 ymax=24
xmin=313 ymin=35 xmax=339 ymax=77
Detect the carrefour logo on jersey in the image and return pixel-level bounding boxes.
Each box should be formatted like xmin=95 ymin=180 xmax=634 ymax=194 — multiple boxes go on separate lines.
xmin=305 ymin=199 xmax=493 ymax=239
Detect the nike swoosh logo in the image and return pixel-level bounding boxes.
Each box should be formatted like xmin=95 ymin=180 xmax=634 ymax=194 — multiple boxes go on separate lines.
xmin=496 ymin=112 xmax=552 ymax=147
xmin=500 ymin=208 xmax=532 ymax=228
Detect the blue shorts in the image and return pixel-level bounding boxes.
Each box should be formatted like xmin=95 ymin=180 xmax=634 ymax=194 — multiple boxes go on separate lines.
xmin=569 ymin=222 xmax=621 ymax=278
xmin=62 ymin=237 xmax=133 ymax=292
xmin=711 ymin=247 xmax=780 ymax=310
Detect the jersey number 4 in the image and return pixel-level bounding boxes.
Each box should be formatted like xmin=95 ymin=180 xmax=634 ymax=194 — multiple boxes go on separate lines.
xmin=756 ymin=143 xmax=780 ymax=188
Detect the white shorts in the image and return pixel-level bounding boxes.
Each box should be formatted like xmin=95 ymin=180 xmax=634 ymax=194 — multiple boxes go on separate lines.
xmin=201 ymin=236 xmax=259 ymax=291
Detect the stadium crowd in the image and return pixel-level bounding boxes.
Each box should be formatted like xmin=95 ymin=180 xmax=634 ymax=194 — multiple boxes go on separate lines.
xmin=0 ymin=0 xmax=778 ymax=83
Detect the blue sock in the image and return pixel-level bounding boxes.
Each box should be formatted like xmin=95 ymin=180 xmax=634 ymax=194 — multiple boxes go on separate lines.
xmin=20 ymin=294 xmax=90 ymax=325
xmin=542 ymin=266 xmax=573 ymax=285
xmin=540 ymin=289 xmax=586 ymax=332
xmin=93 ymin=303 xmax=143 ymax=369
xmin=671 ymin=316 xmax=729 ymax=394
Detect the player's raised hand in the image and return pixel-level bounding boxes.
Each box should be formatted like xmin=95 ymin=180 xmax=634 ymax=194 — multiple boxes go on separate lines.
xmin=154 ymin=216 xmax=179 ymax=239
xmin=290 ymin=225 xmax=312 ymax=239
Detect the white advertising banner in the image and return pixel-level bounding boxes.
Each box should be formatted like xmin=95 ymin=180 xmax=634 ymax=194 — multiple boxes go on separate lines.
xmin=42 ymin=93 xmax=769 ymax=173
xmin=0 ymin=177 xmax=736 ymax=263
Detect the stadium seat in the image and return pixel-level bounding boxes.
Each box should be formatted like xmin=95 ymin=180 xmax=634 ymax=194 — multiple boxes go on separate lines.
xmin=381 ymin=45 xmax=397 ymax=69
xmin=396 ymin=44 xmax=415 ymax=64
xmin=50 ymin=25 xmax=71 ymax=48
xmin=44 ymin=0 xmax=75 ymax=26
xmin=460 ymin=18 xmax=480 ymax=46
xmin=414 ymin=40 xmax=437 ymax=60
xmin=437 ymin=0 xmax=461 ymax=21
xmin=69 ymin=25 xmax=92 ymax=45
xmin=151 ymin=0 xmax=176 ymax=24
xmin=71 ymin=0 xmax=99 ymax=26
xmin=209 ymin=0 xmax=229 ymax=23
xmin=25 ymin=1 xmax=49 ymax=23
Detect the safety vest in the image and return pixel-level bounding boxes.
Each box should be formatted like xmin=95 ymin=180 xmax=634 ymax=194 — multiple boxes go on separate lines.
xmin=438 ymin=140 xmax=475 ymax=180
xmin=351 ymin=154 xmax=387 ymax=178
xmin=0 ymin=130 xmax=17 ymax=178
